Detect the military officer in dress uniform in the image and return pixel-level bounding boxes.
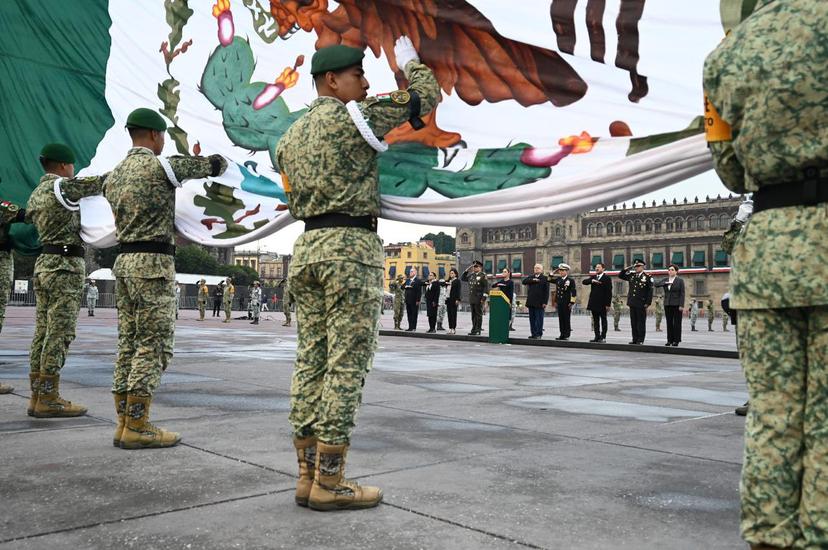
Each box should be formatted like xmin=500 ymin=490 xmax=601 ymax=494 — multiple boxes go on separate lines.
xmin=705 ymin=3 xmax=828 ymax=546
xmin=618 ymin=259 xmax=653 ymax=344
xmin=462 ymin=260 xmax=487 ymax=335
xmin=549 ymin=263 xmax=576 ymax=340
xmin=276 ymin=37 xmax=440 ymax=511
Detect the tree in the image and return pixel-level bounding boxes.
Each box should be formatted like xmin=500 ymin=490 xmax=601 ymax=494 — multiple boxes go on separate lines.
xmin=175 ymin=244 xmax=219 ymax=274
xmin=12 ymin=251 xmax=35 ymax=279
xmin=420 ymin=231 xmax=455 ymax=254
xmin=219 ymin=264 xmax=258 ymax=287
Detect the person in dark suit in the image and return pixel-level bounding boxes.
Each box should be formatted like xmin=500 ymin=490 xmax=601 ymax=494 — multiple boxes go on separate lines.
xmin=582 ymin=262 xmax=612 ymax=342
xmin=523 ymin=263 xmax=550 ymax=339
xmin=444 ymin=268 xmax=461 ymax=334
xmin=549 ymin=263 xmax=576 ymax=340
xmin=212 ymin=281 xmax=224 ymax=317
xmin=654 ymin=264 xmax=686 ymax=346
xmin=424 ymin=272 xmax=441 ymax=333
xmin=404 ymin=268 xmax=423 ymax=331
xmin=618 ymin=259 xmax=653 ymax=344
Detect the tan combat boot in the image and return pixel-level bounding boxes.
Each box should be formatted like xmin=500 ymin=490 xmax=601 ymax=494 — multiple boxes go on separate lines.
xmin=120 ymin=395 xmax=181 ymax=449
xmin=33 ymin=374 xmax=87 ymax=418
xmin=0 ymin=382 xmax=13 ymax=394
xmin=112 ymin=393 xmax=127 ymax=447
xmin=293 ymin=436 xmax=317 ymax=507
xmin=308 ymin=442 xmax=383 ymax=511
xmin=27 ymin=373 xmax=39 ymax=416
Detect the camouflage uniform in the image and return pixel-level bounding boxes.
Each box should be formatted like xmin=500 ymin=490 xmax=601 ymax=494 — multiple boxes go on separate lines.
xmin=1 ymin=200 xmax=26 ymax=334
xmin=612 ymin=295 xmax=623 ymax=331
xmin=27 ymin=174 xmax=104 ymax=377
xmin=706 ymin=300 xmax=715 ymax=331
xmin=86 ymin=283 xmax=98 ymax=316
xmin=705 ymin=2 xmax=828 ymax=545
xmin=436 ymin=280 xmax=447 ymax=329
xmin=196 ymin=281 xmax=209 ymax=320
xmin=654 ymin=297 xmax=663 ymax=332
xmin=282 ymin=278 xmax=292 ymax=326
xmin=389 ymin=275 xmax=405 ymax=329
xmin=174 ymin=284 xmax=180 ymax=319
xmin=276 ymin=59 xmax=439 ymax=445
xmin=222 ymin=281 xmax=235 ymax=322
xmin=689 ymin=300 xmax=699 ymax=331
xmin=105 ymin=148 xmax=226 ymax=397
xmin=250 ymin=285 xmax=261 ymax=321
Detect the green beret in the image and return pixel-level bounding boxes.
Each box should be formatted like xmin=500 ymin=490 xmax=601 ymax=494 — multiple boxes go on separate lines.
xmin=39 ymin=143 xmax=75 ymax=164
xmin=125 ymin=108 xmax=167 ymax=132
xmin=310 ymin=45 xmax=365 ymax=76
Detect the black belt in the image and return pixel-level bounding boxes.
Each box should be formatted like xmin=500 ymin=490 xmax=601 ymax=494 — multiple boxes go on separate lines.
xmin=753 ymin=169 xmax=828 ymax=213
xmin=119 ymin=241 xmax=176 ymax=255
xmin=303 ymin=213 xmax=378 ymax=233
xmin=42 ymin=243 xmax=85 ymax=257
xmin=0 ymin=241 xmax=11 ymax=252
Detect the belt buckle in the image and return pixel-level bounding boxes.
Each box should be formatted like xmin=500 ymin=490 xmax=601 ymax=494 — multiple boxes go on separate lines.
xmin=62 ymin=245 xmax=70 ymax=255
xmin=370 ymin=216 xmax=378 ymax=231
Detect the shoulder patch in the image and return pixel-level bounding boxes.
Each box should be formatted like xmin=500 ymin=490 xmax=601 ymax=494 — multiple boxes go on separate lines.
xmin=1 ymin=200 xmax=19 ymax=212
xmin=376 ymin=90 xmax=410 ymax=105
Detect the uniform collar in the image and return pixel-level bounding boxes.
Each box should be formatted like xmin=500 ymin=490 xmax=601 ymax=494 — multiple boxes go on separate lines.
xmin=127 ymin=146 xmax=156 ymax=157
xmin=310 ymin=96 xmax=345 ymax=110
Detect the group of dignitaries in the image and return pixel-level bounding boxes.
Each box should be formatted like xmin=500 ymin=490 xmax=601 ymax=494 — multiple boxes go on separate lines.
xmin=390 ymin=257 xmax=691 ymax=346
xmin=0 ymin=110 xmax=227 ymax=449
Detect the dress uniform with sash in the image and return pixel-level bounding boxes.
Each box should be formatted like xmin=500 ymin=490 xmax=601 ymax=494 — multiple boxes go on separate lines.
xmin=705 ymin=2 xmax=828 ymax=545
xmin=276 ymin=39 xmax=440 ymax=510
xmin=461 ymin=260 xmax=488 ymax=335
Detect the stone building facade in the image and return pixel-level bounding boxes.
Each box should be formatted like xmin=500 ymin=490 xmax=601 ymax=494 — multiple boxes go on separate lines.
xmin=456 ymin=195 xmax=743 ymax=308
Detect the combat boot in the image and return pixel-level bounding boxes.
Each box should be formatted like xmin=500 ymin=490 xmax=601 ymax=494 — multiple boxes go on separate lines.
xmin=308 ymin=442 xmax=383 ymax=511
xmin=394 ymin=324 xmax=401 ymax=330
xmin=33 ymin=374 xmax=87 ymax=418
xmin=250 ymin=318 xmax=259 ymax=325
xmin=293 ymin=436 xmax=317 ymax=507
xmin=112 ymin=393 xmax=127 ymax=447
xmin=120 ymin=395 xmax=181 ymax=450
xmin=0 ymin=382 xmax=13 ymax=394
xmin=27 ymin=373 xmax=39 ymax=416
xmin=437 ymin=322 xmax=444 ymax=331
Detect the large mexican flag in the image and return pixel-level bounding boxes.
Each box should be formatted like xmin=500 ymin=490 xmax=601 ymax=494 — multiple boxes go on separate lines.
xmin=0 ymin=0 xmax=756 ymax=251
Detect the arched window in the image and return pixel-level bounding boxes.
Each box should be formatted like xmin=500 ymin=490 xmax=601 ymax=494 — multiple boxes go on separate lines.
xmin=697 ymin=215 xmax=705 ymax=230
xmin=709 ymin=215 xmax=719 ymax=230
xmin=587 ymin=223 xmax=595 ymax=236
xmin=625 ymin=221 xmax=633 ymax=234
xmin=634 ymin=220 xmax=641 ymax=233
xmin=654 ymin=219 xmax=662 ymax=233
xmin=460 ymin=233 xmax=469 ymax=244
xmin=615 ymin=222 xmax=622 ymax=234
xmin=606 ymin=223 xmax=614 ymax=235
xmin=666 ymin=218 xmax=674 ymax=232
xmin=644 ymin=219 xmax=653 ymax=232
xmin=687 ymin=217 xmax=695 ymax=230
xmin=720 ymin=214 xmax=730 ymax=228
xmin=596 ymin=223 xmax=603 ymax=236
xmin=675 ymin=218 xmax=684 ymax=231
xmin=555 ymin=226 xmax=562 ymax=237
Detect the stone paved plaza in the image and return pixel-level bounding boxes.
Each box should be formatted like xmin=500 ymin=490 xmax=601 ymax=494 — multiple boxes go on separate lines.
xmin=0 ymin=306 xmax=746 ymax=549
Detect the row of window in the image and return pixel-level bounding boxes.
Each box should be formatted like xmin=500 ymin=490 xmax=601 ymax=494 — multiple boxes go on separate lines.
xmin=388 ymin=264 xmax=449 ymax=279
xmin=587 ymin=250 xmax=729 ymax=269
xmin=586 ymin=213 xmax=734 ymax=237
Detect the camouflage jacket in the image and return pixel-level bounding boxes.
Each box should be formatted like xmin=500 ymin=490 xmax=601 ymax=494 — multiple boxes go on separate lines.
xmin=277 ymin=60 xmax=440 ymax=269
xmin=704 ymin=1 xmax=828 ymax=308
xmin=250 ymin=287 xmax=261 ymax=305
xmin=26 ymin=173 xmax=104 ymax=274
xmin=105 ymin=147 xmax=226 ymax=280
xmin=720 ymin=219 xmax=743 ymax=255
xmin=1 ymin=199 xmax=26 ymax=251
xmin=223 ymin=284 xmax=235 ymax=303
xmin=197 ymin=284 xmax=209 ymax=303
xmin=389 ymin=280 xmax=405 ymax=301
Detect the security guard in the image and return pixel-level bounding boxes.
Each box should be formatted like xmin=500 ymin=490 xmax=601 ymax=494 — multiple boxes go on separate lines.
xmin=276 ymin=37 xmax=440 ymax=511
xmin=105 ymin=108 xmax=227 ymax=449
xmin=26 ymin=143 xmax=107 ymax=417
xmin=462 ymin=260 xmax=488 ymax=335
xmin=549 ymin=263 xmax=576 ymax=340
xmin=705 ymin=3 xmax=828 ymax=546
xmin=618 ymin=259 xmax=653 ymax=344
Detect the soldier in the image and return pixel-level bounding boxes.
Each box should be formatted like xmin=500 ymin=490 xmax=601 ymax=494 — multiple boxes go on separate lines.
xmin=278 ymin=277 xmax=292 ymax=327
xmin=0 ymin=196 xmax=27 ymax=337
xmin=722 ymin=309 xmax=729 ymax=331
xmin=612 ymin=294 xmax=623 ymax=332
xmin=548 ymin=263 xmax=576 ymax=340
xmin=0 ymin=195 xmax=27 ymax=394
xmin=196 ymin=278 xmax=209 ymax=321
xmin=26 ymin=143 xmax=107 ymax=417
xmin=705 ymin=3 xmax=828 ymax=546
xmin=174 ymin=281 xmax=181 ymax=319
xmin=249 ymin=281 xmax=262 ymax=325
xmin=276 ymin=37 xmax=439 ymax=511
xmin=222 ymin=276 xmax=235 ymax=323
xmin=461 ymin=260 xmax=487 ymax=335
xmin=105 ymin=107 xmax=226 ymax=449
xmin=618 ymin=259 xmax=653 ymax=344
xmin=389 ymin=273 xmax=405 ymax=330
xmin=654 ymin=296 xmax=663 ymax=332
xmin=436 ymin=274 xmax=448 ymax=331
xmin=706 ymin=299 xmax=715 ymax=331
xmin=86 ymin=279 xmax=99 ymax=317
xmin=689 ymin=299 xmax=699 ymax=331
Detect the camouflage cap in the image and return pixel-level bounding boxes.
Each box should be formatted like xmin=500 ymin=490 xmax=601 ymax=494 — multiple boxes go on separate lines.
xmin=310 ymin=45 xmax=364 ymax=76
xmin=39 ymin=143 xmax=75 ymax=164
xmin=125 ymin=108 xmax=167 ymax=132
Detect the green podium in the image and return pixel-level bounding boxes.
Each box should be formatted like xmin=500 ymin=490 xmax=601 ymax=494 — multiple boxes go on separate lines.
xmin=488 ymin=290 xmax=511 ymax=344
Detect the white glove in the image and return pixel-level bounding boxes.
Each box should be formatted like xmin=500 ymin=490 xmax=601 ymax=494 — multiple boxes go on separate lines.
xmin=735 ymin=199 xmax=754 ymax=223
xmin=394 ymin=35 xmax=419 ymax=70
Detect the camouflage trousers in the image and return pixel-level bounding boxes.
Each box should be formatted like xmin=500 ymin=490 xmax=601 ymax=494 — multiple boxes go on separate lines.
xmin=283 ymin=301 xmax=292 ymax=324
xmin=112 ymin=277 xmax=175 ymax=397
xmin=198 ymin=301 xmax=206 ymax=319
xmin=738 ymin=306 xmax=828 ymax=548
xmin=29 ymin=270 xmax=83 ymax=375
xmin=655 ymin=310 xmax=663 ymax=330
xmin=251 ymin=301 xmax=260 ymax=320
xmin=393 ymin=298 xmax=403 ymax=327
xmin=289 ymin=260 xmax=382 ymax=445
xmin=0 ymin=252 xmax=11 ymax=333
xmin=223 ymin=300 xmax=232 ymax=320
xmin=613 ymin=310 xmax=621 ymax=330
xmin=87 ymin=298 xmax=97 ymax=314
xmin=437 ymin=301 xmax=446 ymax=325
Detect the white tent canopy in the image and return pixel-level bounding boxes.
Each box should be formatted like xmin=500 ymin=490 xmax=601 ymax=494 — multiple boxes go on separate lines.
xmin=86 ymin=268 xmax=226 ymax=286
